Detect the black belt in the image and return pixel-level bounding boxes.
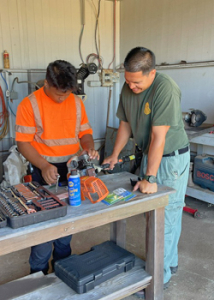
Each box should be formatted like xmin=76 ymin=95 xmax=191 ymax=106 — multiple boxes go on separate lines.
xmin=163 ymin=146 xmax=189 ymax=157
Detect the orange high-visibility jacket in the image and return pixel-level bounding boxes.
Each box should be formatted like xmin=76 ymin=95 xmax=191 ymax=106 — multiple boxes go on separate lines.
xmin=15 ymin=88 xmax=93 ymax=163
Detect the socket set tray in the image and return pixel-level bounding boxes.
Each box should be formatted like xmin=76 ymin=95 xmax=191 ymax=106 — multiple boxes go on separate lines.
xmin=0 ymin=182 xmax=67 ymax=229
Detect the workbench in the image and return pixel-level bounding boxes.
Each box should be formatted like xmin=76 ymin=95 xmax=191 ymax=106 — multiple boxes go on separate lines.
xmin=0 ymin=172 xmax=174 ymax=300
xmin=185 ymin=123 xmax=214 ymax=205
xmin=185 ymin=123 xmax=214 ymax=140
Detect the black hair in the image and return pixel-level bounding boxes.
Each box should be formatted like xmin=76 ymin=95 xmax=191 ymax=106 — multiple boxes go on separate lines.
xmin=124 ymin=47 xmax=156 ymax=74
xmin=46 ymin=60 xmax=77 ymax=92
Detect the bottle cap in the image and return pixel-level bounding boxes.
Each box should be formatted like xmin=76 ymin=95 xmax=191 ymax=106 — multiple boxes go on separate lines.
xmin=70 ymin=169 xmax=78 ymax=175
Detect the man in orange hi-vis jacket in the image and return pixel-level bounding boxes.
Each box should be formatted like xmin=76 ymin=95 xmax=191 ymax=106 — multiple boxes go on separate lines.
xmin=15 ymin=60 xmax=99 ymax=275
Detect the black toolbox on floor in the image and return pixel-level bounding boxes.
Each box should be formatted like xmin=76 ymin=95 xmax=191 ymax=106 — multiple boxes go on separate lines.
xmin=55 ymin=240 xmax=135 ymax=294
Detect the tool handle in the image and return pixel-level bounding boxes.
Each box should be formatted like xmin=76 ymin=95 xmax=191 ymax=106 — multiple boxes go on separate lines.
xmin=101 ymin=154 xmax=137 ymax=170
xmin=120 ymin=154 xmax=136 ymax=163
xmin=101 ymin=155 xmax=135 ymax=169
xmin=101 ymin=163 xmax=110 ymax=169
xmin=11 ymin=190 xmax=36 ymax=213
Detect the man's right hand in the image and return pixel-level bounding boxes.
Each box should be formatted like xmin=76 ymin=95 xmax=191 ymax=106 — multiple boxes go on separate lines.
xmin=17 ymin=142 xmax=59 ymax=185
xmin=41 ymin=163 xmax=59 ymax=185
xmin=102 ymin=155 xmax=118 ymax=170
xmin=133 ymin=179 xmax=157 ymax=194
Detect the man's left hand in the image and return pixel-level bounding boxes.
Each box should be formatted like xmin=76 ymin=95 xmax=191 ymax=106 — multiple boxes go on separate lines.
xmin=133 ymin=179 xmax=157 ymax=194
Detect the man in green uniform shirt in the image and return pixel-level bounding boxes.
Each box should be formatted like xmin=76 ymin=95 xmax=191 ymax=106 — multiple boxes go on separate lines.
xmin=103 ymin=47 xmax=190 ymax=293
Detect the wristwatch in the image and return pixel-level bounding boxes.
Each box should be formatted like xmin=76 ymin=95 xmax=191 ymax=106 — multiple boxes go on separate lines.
xmin=144 ymin=175 xmax=157 ymax=183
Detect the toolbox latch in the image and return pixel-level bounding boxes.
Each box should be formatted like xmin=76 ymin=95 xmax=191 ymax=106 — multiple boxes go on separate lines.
xmin=95 ymin=272 xmax=102 ymax=280
xmin=125 ymin=261 xmax=134 ymax=272
xmin=85 ymin=280 xmax=95 ymax=292
xmin=116 ymin=262 xmax=125 ymax=270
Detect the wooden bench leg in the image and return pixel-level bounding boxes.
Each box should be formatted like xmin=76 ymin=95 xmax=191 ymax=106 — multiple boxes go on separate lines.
xmin=110 ymin=219 xmax=126 ymax=248
xmin=145 ymin=208 xmax=165 ymax=300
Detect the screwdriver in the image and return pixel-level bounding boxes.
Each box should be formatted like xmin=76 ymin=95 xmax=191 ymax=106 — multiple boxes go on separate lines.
xmin=56 ymin=175 xmax=60 ymax=193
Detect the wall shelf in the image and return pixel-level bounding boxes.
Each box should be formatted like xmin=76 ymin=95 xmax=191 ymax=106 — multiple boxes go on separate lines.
xmin=186 ymin=185 xmax=214 ymax=205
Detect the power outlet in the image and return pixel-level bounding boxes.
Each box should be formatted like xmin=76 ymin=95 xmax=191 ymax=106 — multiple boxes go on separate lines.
xmin=112 ymin=71 xmax=119 ymax=83
xmin=10 ymin=91 xmax=18 ymax=100
xmin=101 ymin=69 xmax=119 ymax=87
xmin=101 ymin=69 xmax=113 ymax=87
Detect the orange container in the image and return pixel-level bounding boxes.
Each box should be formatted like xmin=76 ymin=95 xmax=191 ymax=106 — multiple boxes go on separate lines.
xmin=3 ymin=50 xmax=10 ymax=69
xmin=80 ymin=176 xmax=109 ymax=204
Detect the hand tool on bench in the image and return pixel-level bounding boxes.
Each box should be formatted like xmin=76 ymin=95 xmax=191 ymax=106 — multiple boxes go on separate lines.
xmin=10 ymin=189 xmax=36 ymax=214
xmin=56 ymin=175 xmax=60 ymax=193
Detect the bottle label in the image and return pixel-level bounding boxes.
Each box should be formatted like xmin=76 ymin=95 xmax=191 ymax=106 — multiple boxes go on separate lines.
xmin=68 ymin=176 xmax=81 ymax=207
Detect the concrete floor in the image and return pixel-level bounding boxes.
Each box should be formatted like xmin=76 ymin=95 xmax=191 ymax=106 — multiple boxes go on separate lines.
xmin=0 ymin=196 xmax=214 ymax=300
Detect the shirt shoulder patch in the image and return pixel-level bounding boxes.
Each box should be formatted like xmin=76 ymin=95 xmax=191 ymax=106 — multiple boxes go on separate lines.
xmin=144 ymin=102 xmax=151 ymax=115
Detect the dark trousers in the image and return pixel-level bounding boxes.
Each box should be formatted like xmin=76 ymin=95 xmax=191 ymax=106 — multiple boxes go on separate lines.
xmin=30 ymin=236 xmax=72 ymax=274
xmin=30 ymin=162 xmax=72 ymax=274
xmin=31 ymin=162 xmax=68 ymax=185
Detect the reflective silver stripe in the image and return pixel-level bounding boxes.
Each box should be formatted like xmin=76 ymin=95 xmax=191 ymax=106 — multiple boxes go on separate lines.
xmin=80 ymin=122 xmax=91 ymax=132
xmin=28 ymin=93 xmax=82 ymax=147
xmin=42 ymin=154 xmax=73 ymax=163
xmin=35 ymin=137 xmax=79 ymax=147
xmin=42 ymin=149 xmax=82 ymax=163
xmin=74 ymin=95 xmax=81 ymax=137
xmin=15 ymin=124 xmax=36 ymax=134
xmin=28 ymin=93 xmax=43 ymax=136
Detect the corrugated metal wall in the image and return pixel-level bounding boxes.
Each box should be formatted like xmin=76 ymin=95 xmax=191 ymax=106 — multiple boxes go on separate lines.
xmin=1 ymin=0 xmax=214 ymax=148
xmin=0 ymin=0 xmax=118 ymax=69
xmin=0 ymin=0 xmax=120 ymax=146
xmin=120 ymin=0 xmax=214 ymax=123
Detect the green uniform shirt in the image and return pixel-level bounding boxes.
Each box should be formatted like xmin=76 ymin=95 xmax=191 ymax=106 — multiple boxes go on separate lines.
xmin=117 ymin=72 xmax=189 ymax=155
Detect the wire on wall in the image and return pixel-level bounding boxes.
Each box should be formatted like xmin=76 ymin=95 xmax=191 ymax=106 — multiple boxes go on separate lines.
xmin=86 ymin=53 xmax=103 ymax=69
xmin=79 ymin=0 xmax=86 ymax=64
xmin=84 ymin=0 xmax=103 ymax=70
xmin=106 ymin=87 xmax=112 ymax=128
xmin=108 ymin=0 xmax=116 ymax=69
xmin=0 ymin=85 xmax=9 ymax=140
xmin=0 ymin=73 xmax=16 ymax=117
xmin=79 ymin=0 xmax=103 ymax=70
xmin=94 ymin=0 xmax=102 ymax=68
xmin=10 ymin=77 xmax=40 ymax=93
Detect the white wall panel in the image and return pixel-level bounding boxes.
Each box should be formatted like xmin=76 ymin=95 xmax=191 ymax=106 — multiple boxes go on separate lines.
xmin=0 ymin=0 xmax=118 ymax=69
xmin=0 ymin=0 xmax=121 ymax=142
xmin=160 ymin=67 xmax=214 ymax=123
xmin=119 ymin=0 xmax=214 ymax=123
xmin=120 ymin=0 xmax=214 ymax=64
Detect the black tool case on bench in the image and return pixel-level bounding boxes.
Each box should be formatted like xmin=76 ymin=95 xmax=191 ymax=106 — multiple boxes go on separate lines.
xmin=8 ymin=204 xmax=67 ymax=229
xmin=55 ymin=240 xmax=135 ymax=294
xmin=0 ymin=209 xmax=7 ymax=228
